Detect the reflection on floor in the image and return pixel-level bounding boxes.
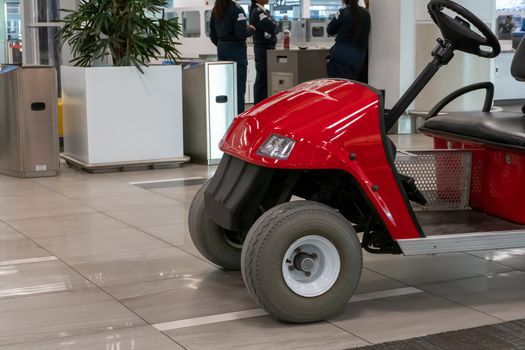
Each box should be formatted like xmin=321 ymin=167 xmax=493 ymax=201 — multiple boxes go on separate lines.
xmin=1 ymin=134 xmax=525 ymax=349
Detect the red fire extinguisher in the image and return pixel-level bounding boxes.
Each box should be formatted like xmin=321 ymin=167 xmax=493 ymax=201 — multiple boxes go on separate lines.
xmin=283 ymin=30 xmax=290 ymax=50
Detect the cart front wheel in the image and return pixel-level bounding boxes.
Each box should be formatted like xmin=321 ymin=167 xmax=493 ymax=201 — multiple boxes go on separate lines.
xmin=188 ymin=180 xmax=242 ymax=270
xmin=241 ymin=201 xmax=363 ymax=323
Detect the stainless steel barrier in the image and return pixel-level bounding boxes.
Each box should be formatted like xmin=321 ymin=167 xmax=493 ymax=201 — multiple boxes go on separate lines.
xmin=182 ymin=61 xmax=237 ymax=165
xmin=0 ymin=65 xmax=59 ymax=177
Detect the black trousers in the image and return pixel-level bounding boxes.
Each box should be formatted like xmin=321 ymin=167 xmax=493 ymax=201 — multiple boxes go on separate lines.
xmin=254 ymin=44 xmax=275 ymax=105
xmin=327 ymin=42 xmax=366 ymax=81
xmin=218 ymin=41 xmax=248 ymax=114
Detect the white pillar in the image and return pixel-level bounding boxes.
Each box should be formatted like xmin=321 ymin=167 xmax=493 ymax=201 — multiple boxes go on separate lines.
xmin=412 ymin=0 xmax=496 ymax=112
xmin=368 ymin=0 xmax=416 ymax=109
xmin=301 ymin=0 xmax=311 ymax=19
xmin=368 ymin=0 xmax=496 ymax=112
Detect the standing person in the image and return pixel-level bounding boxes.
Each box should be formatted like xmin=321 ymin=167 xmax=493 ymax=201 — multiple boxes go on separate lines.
xmin=250 ymin=0 xmax=278 ymax=104
xmin=326 ymin=0 xmax=371 ymax=81
xmin=210 ymin=0 xmax=255 ymax=113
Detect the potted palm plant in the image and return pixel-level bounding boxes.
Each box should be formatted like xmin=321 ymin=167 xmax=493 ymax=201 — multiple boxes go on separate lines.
xmin=58 ymin=0 xmax=187 ymax=168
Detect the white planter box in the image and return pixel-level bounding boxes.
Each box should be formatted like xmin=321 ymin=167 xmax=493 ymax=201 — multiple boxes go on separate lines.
xmin=61 ymin=65 xmax=184 ymax=165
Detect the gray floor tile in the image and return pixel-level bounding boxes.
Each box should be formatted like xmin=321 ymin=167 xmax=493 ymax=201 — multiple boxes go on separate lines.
xmin=0 ymin=194 xmax=94 ymax=221
xmin=166 ymin=316 xmax=368 ymax=349
xmin=9 ymin=212 xmax=130 ymax=239
xmin=141 ymin=223 xmax=190 ymax=246
xmin=330 ymin=292 xmax=500 ymax=344
xmin=70 ymin=246 xmax=216 ymax=287
xmin=106 ymin=271 xmax=256 ymax=324
xmin=151 ymin=186 xmax=201 ymax=205
xmin=363 ymin=252 xmax=513 ymax=286
xmin=77 ymin=192 xmax=181 ymax=212
xmin=470 ymin=249 xmax=525 ymax=271
xmin=0 ymin=221 xmax=25 ymax=241
xmin=108 ymin=164 xmax=215 ymax=183
xmin=0 ymin=288 xmax=145 ymax=346
xmin=0 ymin=326 xmax=183 ymax=350
xmin=107 ymin=206 xmax=188 ymax=228
xmin=35 ymin=228 xmax=168 ymax=261
xmin=421 ymin=270 xmax=525 ymax=321
xmin=0 ymin=260 xmax=92 ymax=300
xmin=0 ymin=239 xmax=50 ymax=262
xmin=0 ymin=188 xmax=56 ymax=199
xmin=355 ymin=268 xmax=408 ymax=295
xmin=47 ymin=181 xmax=149 ymax=199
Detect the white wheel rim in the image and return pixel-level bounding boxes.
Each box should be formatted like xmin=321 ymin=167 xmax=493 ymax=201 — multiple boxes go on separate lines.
xmin=281 ymin=235 xmax=341 ymax=298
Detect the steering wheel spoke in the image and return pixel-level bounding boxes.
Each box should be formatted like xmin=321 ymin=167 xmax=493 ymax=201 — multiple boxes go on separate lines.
xmin=428 ymin=0 xmax=500 ymax=58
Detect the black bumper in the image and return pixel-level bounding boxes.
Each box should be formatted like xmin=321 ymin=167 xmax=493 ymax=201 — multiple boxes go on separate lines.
xmin=205 ymin=155 xmax=275 ymax=231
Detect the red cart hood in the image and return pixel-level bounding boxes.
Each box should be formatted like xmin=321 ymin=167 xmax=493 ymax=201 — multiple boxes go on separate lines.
xmin=220 ymin=79 xmax=382 ymax=169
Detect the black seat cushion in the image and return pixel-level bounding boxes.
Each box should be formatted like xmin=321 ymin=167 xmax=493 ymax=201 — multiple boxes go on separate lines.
xmin=421 ymin=111 xmax=525 ymax=148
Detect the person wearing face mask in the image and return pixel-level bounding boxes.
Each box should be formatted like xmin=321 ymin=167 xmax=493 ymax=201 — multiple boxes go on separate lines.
xmin=326 ymin=0 xmax=371 ymax=81
xmin=249 ymin=0 xmax=279 ymax=104
xmin=210 ymin=0 xmax=255 ymax=113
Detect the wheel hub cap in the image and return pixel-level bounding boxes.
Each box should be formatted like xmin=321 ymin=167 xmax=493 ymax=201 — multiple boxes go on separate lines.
xmin=294 ymin=253 xmax=315 ymax=272
xmin=282 ymin=235 xmax=341 ymax=298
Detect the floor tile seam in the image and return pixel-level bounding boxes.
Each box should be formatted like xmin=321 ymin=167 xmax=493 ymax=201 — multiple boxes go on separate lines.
xmin=74 ymin=196 xmax=184 ymax=210
xmin=0 ymin=256 xmax=59 ymax=267
xmin=0 ymin=283 xmax=102 ymax=303
xmin=414 ymin=268 xmax=525 ymax=289
xmin=29 ymin=179 xmax=189 ymax=249
xmin=464 ymin=251 xmax=525 ymax=273
xmin=0 ymin=324 xmax=186 ymax=349
xmin=33 ymin=183 xmax=226 ymax=275
xmin=324 ymin=320 xmax=374 ymax=347
xmin=85 ymin=269 xmax=222 ymax=290
xmin=151 ymin=287 xmax=424 ymax=332
xmin=363 ymin=266 xmax=507 ymax=323
xmin=0 ymin=221 xmax=175 ymax=339
xmin=362 ymin=262 xmax=517 ymax=288
xmin=129 ymin=176 xmax=207 ymax=186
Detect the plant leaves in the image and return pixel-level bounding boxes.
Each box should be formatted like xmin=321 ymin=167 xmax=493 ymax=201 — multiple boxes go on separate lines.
xmin=56 ymin=0 xmax=182 ymax=73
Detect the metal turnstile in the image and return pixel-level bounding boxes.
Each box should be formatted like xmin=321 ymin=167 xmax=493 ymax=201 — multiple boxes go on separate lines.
xmin=182 ymin=61 xmax=237 ymax=165
xmin=267 ymin=49 xmax=330 ymax=95
xmin=0 ymin=65 xmax=59 ymax=177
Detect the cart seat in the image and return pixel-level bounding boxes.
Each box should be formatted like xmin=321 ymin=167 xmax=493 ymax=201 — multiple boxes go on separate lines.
xmin=421 ymin=111 xmax=525 ymax=149
xmin=421 ymin=36 xmax=525 ymax=149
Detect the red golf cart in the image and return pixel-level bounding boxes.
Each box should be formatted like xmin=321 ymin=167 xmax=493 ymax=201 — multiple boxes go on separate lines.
xmin=189 ymin=0 xmax=525 ymax=323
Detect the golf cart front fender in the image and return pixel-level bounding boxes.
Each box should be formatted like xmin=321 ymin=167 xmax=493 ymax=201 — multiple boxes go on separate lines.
xmin=216 ymin=80 xmax=423 ymax=240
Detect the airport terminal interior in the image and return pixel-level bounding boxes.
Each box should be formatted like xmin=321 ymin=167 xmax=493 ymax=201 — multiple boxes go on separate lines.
xmin=1 ymin=0 xmax=525 ymax=349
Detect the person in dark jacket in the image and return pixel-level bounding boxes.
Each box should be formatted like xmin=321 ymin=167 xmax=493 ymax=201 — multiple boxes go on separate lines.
xmin=326 ymin=0 xmax=371 ymax=81
xmin=249 ymin=0 xmax=278 ymax=104
xmin=210 ymin=0 xmax=255 ymax=113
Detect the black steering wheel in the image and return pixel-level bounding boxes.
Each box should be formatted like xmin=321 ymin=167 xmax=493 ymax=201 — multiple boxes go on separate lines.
xmin=428 ymin=0 xmax=501 ymax=58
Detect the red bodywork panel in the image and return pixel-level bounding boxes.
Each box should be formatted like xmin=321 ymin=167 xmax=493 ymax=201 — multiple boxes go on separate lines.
xmin=434 ymin=138 xmax=525 ymax=225
xmin=220 ymin=79 xmax=422 ymax=240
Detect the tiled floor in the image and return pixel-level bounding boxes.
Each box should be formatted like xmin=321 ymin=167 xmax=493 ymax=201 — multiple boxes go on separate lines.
xmin=1 ymin=134 xmax=525 ymax=349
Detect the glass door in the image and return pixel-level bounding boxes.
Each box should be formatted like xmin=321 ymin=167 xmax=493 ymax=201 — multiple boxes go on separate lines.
xmin=1 ymin=0 xmax=22 ymax=64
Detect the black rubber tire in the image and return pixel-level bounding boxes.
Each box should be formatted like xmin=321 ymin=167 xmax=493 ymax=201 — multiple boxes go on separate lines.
xmin=188 ymin=180 xmax=242 ymax=270
xmin=241 ymin=201 xmax=363 ymax=323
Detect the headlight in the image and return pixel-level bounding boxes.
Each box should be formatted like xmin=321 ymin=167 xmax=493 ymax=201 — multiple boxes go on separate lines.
xmin=257 ymin=134 xmax=296 ymax=160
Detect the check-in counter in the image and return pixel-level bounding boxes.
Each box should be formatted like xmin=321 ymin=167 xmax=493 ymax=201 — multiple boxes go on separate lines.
xmin=267 ymin=48 xmax=330 ymax=95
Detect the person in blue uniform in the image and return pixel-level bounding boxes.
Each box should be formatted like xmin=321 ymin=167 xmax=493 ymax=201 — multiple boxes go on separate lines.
xmin=326 ymin=0 xmax=371 ymax=81
xmin=210 ymin=0 xmax=255 ymax=113
xmin=249 ymin=0 xmax=278 ymax=104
